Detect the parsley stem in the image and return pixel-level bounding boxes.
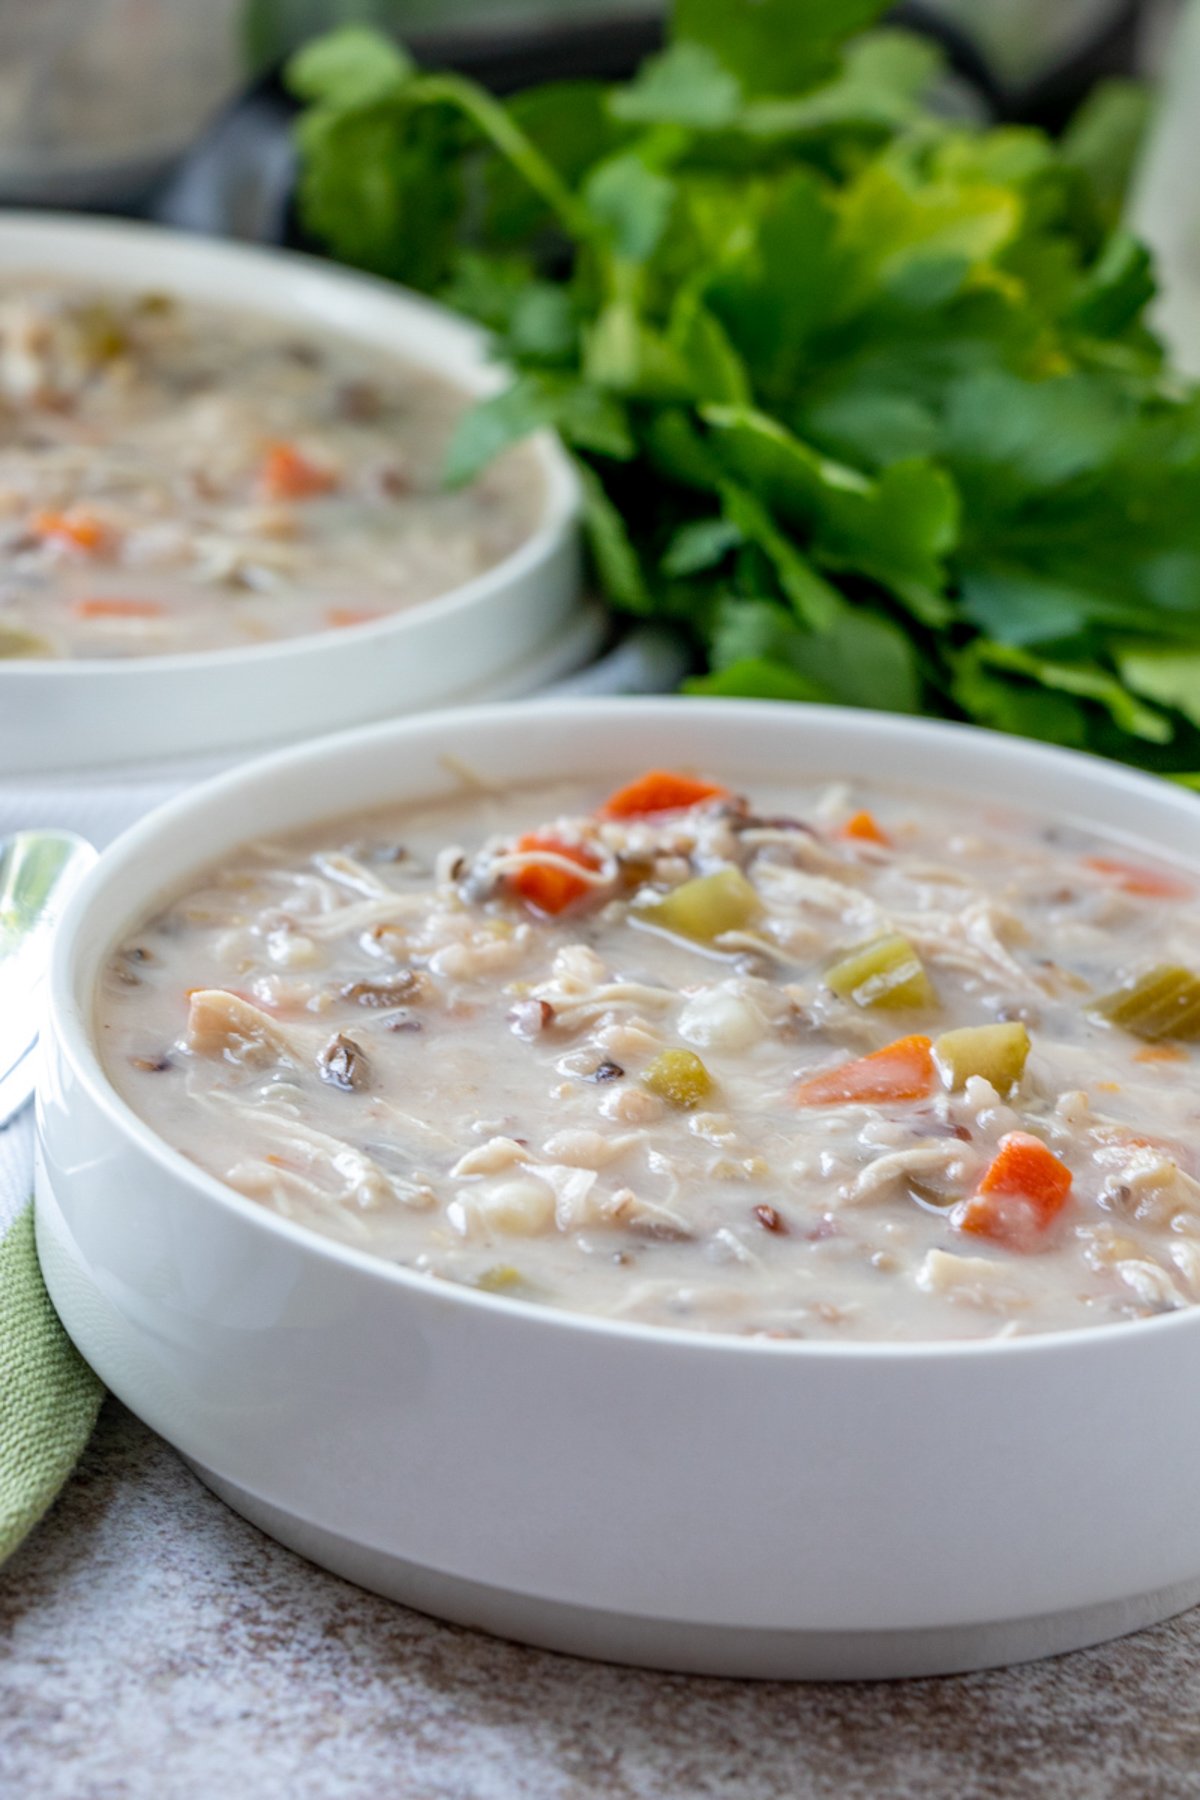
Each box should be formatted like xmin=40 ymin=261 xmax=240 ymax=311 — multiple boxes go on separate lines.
xmin=409 ymin=74 xmax=595 ymax=244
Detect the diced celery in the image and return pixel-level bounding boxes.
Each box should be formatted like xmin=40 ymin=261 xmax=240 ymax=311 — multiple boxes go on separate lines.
xmin=475 ymin=1264 xmax=524 ymax=1293
xmin=633 ymin=866 xmax=760 ymax=946
xmin=0 ymin=627 xmax=51 ymax=659
xmin=642 ymin=1048 xmax=713 ymax=1109
xmin=1091 ymin=965 xmax=1200 ymax=1042
xmin=933 ymin=1022 xmax=1030 ymax=1093
xmin=825 ymin=934 xmax=936 ymax=1010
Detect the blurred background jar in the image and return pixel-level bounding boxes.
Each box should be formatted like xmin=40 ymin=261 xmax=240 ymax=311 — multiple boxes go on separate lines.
xmin=0 ymin=0 xmax=242 ymax=207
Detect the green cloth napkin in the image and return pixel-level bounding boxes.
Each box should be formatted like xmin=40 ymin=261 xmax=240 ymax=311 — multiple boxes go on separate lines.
xmin=0 ymin=1199 xmax=103 ymax=1562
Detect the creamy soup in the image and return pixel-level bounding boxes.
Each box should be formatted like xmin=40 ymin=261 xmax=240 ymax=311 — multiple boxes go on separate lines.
xmin=0 ymin=280 xmax=542 ymax=658
xmin=97 ymin=769 xmax=1200 ymax=1342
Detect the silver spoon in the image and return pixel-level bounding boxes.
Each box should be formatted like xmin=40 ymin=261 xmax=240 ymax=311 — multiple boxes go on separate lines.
xmin=0 ymin=830 xmax=96 ymax=1128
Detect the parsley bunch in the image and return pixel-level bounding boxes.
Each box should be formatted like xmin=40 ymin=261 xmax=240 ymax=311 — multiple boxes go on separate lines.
xmin=291 ymin=0 xmax=1200 ymax=776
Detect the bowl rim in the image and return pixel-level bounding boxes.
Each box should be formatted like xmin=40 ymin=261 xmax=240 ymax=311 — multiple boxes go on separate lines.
xmin=46 ymin=694 xmax=1200 ymax=1363
xmin=0 ymin=209 xmax=579 ymax=679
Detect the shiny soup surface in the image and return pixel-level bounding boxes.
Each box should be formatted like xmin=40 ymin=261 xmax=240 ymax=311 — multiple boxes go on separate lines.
xmin=97 ymin=769 xmax=1200 ymax=1342
xmin=0 ymin=279 xmax=542 ymax=659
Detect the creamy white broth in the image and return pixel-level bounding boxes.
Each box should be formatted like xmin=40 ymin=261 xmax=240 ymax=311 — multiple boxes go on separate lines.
xmin=96 ymin=773 xmax=1200 ymax=1342
xmin=0 ymin=280 xmax=542 ymax=659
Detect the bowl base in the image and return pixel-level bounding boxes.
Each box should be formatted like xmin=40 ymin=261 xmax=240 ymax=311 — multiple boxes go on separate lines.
xmin=187 ymin=1461 xmax=1200 ymax=1681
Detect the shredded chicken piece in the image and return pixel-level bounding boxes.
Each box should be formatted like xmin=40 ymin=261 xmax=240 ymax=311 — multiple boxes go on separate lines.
xmin=753 ymin=864 xmax=882 ymax=932
xmin=915 ymin=1250 xmax=1031 ymax=1311
xmin=677 ymin=981 xmax=767 ymax=1052
xmin=185 ymin=989 xmax=295 ymax=1069
xmin=541 ymin=1129 xmax=639 ymax=1169
xmin=476 ymin=1176 xmax=556 ymax=1235
xmin=546 ymin=943 xmax=608 ymax=992
xmin=899 ymin=900 xmax=1046 ymax=995
xmin=451 ymin=1136 xmax=530 ymax=1178
xmin=545 ymin=982 xmax=678 ymax=1027
xmin=301 ymin=894 xmax=430 ymax=941
xmin=604 ymin=1187 xmax=692 ymax=1235
xmin=312 ymin=851 xmax=399 ymax=899
xmin=1091 ymin=1141 xmax=1200 ymax=1226
xmin=845 ymin=1142 xmax=973 ymax=1204
xmin=1115 ymin=1259 xmax=1185 ymax=1311
xmin=208 ymin=1104 xmax=416 ymax=1211
xmin=539 ymin=1163 xmax=600 ymax=1231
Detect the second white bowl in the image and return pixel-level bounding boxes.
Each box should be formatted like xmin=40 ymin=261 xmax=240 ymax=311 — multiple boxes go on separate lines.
xmin=0 ymin=214 xmax=580 ymax=772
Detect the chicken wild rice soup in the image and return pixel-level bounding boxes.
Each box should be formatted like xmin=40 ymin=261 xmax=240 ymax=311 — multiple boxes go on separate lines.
xmin=0 ymin=279 xmax=542 ymax=658
xmin=98 ymin=768 xmax=1200 ymax=1342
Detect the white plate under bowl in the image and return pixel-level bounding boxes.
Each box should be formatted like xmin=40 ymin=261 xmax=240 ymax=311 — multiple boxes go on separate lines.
xmin=0 ymin=213 xmax=580 ymax=773
xmin=35 ymin=699 xmax=1200 ymax=1679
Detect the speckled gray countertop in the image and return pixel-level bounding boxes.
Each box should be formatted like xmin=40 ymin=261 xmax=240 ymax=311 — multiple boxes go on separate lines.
xmin=3 ymin=1400 xmax=1200 ymax=1799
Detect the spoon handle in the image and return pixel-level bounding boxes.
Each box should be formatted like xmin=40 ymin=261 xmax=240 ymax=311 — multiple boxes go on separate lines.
xmin=0 ymin=1037 xmax=36 ymax=1130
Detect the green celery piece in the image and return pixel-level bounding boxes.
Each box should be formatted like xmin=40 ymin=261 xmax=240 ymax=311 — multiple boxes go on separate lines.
xmin=825 ymin=935 xmax=936 ymax=1010
xmin=933 ymin=1022 xmax=1030 ymax=1093
xmin=642 ymin=1048 xmax=714 ymax=1109
xmin=0 ymin=627 xmax=51 ymax=659
xmin=1092 ymin=966 xmax=1200 ymax=1042
xmin=634 ymin=866 xmax=761 ymax=945
xmin=475 ymin=1265 xmax=525 ymax=1294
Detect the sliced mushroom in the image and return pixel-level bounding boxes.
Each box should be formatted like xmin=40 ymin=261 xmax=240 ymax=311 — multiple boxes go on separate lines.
xmin=318 ymin=1032 xmax=369 ymax=1091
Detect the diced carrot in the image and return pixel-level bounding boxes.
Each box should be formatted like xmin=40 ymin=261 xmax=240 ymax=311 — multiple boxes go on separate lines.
xmin=792 ymin=1034 xmax=935 ymax=1106
xmin=71 ymin=597 xmax=165 ymax=620
xmin=258 ymin=441 xmax=338 ymax=500
xmin=598 ymin=770 xmax=729 ymax=820
xmin=1084 ymin=856 xmax=1192 ymax=900
xmin=839 ymin=810 xmax=891 ymax=847
xmin=325 ymin=606 xmax=382 ymax=629
xmin=1132 ymin=1044 xmax=1189 ymax=1065
xmin=959 ymin=1132 xmax=1072 ymax=1246
xmin=31 ymin=508 xmax=112 ymax=554
xmin=509 ymin=833 xmax=602 ymax=915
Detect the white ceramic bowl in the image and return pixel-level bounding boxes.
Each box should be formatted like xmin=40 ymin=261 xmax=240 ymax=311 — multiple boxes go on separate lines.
xmin=36 ymin=699 xmax=1200 ymax=1679
xmin=0 ymin=213 xmax=580 ymax=773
